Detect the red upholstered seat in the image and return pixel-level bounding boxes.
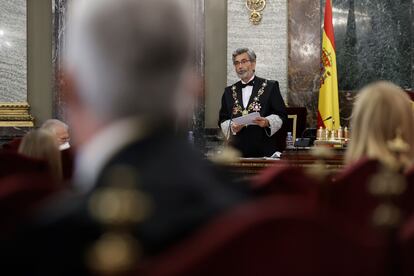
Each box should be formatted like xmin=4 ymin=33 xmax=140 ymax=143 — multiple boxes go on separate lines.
xmin=1 ymin=138 xmax=22 ymax=152
xmin=61 ymin=148 xmax=75 ymax=180
xmin=1 ymin=140 xmax=75 ymax=181
xmin=325 ymin=158 xmax=382 ymax=226
xmin=402 ymin=166 xmax=414 ymax=217
xmin=0 ymin=152 xmax=49 ymax=179
xmin=399 ymin=214 xmax=414 ymax=276
xmin=252 ymin=161 xmax=319 ymax=197
xmin=0 ymin=172 xmax=60 ymax=237
xmin=404 ymin=89 xmax=414 ymax=101
xmin=138 ymin=195 xmax=388 ymax=276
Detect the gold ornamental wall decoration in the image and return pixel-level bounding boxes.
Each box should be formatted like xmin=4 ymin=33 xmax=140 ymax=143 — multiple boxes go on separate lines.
xmin=0 ymin=102 xmax=34 ymax=127
xmin=246 ymin=0 xmax=266 ymax=25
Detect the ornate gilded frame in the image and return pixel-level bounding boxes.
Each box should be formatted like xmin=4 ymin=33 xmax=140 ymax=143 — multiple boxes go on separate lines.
xmin=0 ymin=102 xmax=34 ymax=127
xmin=288 ymin=114 xmax=297 ymax=141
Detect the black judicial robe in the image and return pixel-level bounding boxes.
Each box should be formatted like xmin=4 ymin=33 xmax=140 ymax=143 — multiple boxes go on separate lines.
xmin=219 ymin=76 xmax=287 ymax=157
xmin=2 ymin=128 xmax=247 ymax=275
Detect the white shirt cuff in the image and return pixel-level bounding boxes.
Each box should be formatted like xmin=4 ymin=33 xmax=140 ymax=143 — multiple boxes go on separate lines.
xmin=266 ymin=114 xmax=283 ymax=136
xmin=220 ymin=119 xmax=232 ymax=140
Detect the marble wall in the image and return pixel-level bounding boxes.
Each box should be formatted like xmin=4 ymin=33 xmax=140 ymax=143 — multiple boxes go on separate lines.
xmin=288 ymin=0 xmax=321 ymax=127
xmin=52 ymin=0 xmax=206 ymax=138
xmin=51 ymin=0 xmax=414 ymax=131
xmin=205 ymin=0 xmax=227 ymax=128
xmin=334 ymin=0 xmax=412 ymax=90
xmin=227 ymin=0 xmax=288 ymax=100
xmin=288 ymin=0 xmax=413 ymax=127
xmin=334 ymin=0 xmax=412 ymax=126
xmin=0 ymin=0 xmax=26 ymax=102
xmin=52 ymin=0 xmax=68 ymax=120
xmin=189 ymin=0 xmax=206 ymax=149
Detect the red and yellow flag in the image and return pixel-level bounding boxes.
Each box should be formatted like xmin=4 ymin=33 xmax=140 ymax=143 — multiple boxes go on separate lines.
xmin=318 ymin=0 xmax=340 ymax=130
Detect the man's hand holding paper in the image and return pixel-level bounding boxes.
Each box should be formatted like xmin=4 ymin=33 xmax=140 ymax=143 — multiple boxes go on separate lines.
xmin=253 ymin=116 xmax=270 ymax=128
xmin=231 ymin=122 xmax=244 ymax=135
xmin=232 ymin=112 xmax=261 ymax=126
xmin=231 ymin=112 xmax=270 ymax=135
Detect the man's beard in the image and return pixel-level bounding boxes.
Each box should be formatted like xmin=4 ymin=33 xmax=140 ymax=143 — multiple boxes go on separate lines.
xmin=237 ymin=70 xmax=249 ymax=79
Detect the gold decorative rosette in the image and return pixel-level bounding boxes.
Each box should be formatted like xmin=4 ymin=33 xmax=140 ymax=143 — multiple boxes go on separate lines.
xmin=245 ymin=0 xmax=266 ymax=25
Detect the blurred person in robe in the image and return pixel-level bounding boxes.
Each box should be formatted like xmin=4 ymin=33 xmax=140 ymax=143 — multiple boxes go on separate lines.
xmin=2 ymin=0 xmax=246 ymax=274
xmin=18 ymin=129 xmax=63 ymax=181
xmin=41 ymin=119 xmax=71 ymax=151
xmin=1 ymin=119 xmax=74 ymax=180
xmin=41 ymin=119 xmax=75 ymax=180
xmin=345 ymin=81 xmax=414 ymax=169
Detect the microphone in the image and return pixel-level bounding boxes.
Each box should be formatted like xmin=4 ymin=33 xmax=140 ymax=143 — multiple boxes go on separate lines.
xmin=300 ymin=128 xmax=316 ymax=139
xmin=295 ymin=128 xmax=316 ymax=147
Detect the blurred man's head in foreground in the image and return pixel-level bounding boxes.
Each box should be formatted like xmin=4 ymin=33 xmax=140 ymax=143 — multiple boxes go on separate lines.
xmin=64 ymin=0 xmax=193 ymax=145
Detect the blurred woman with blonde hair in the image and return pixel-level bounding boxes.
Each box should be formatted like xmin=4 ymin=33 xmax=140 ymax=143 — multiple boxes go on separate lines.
xmin=18 ymin=129 xmax=63 ymax=181
xmin=345 ymin=81 xmax=414 ymax=169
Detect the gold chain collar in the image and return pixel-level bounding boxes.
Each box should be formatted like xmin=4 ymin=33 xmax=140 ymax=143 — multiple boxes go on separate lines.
xmin=231 ymin=80 xmax=267 ymax=116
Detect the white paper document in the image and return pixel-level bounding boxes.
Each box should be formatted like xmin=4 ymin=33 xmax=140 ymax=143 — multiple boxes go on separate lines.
xmin=232 ymin=112 xmax=260 ymax=126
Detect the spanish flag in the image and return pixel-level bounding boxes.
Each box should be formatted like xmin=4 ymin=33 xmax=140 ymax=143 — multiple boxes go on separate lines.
xmin=318 ymin=0 xmax=340 ymax=130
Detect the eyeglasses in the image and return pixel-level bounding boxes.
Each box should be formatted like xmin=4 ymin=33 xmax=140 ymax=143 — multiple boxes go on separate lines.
xmin=233 ymin=59 xmax=251 ymax=66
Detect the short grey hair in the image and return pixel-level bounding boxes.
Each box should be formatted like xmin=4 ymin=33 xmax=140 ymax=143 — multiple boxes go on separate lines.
xmin=65 ymin=0 xmax=191 ymax=122
xmin=232 ymin=48 xmax=257 ymax=63
xmin=41 ymin=119 xmax=69 ymax=133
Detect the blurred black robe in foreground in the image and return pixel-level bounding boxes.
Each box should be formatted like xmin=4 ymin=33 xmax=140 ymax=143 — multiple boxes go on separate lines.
xmin=2 ymin=127 xmax=247 ymax=275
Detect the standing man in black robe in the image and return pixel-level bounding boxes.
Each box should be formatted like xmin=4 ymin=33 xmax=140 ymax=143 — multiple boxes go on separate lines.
xmin=219 ymin=48 xmax=288 ymax=157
